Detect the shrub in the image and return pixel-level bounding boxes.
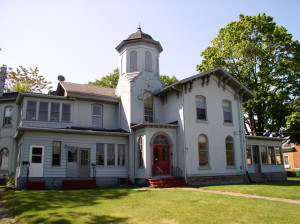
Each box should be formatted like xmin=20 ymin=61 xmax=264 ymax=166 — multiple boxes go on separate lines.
xmin=287 ymin=171 xmax=300 ymax=177
xmin=5 ymin=175 xmax=15 ymax=187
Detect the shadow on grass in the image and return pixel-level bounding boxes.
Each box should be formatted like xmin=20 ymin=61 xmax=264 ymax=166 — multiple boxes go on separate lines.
xmin=1 ymin=188 xmax=138 ymax=222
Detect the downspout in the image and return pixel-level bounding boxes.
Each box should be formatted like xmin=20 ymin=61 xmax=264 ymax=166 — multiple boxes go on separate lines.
xmin=172 ymin=86 xmax=187 ymax=183
xmin=238 ymin=98 xmax=247 ymax=181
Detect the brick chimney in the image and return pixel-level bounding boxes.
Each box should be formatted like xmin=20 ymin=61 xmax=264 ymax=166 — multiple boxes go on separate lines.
xmin=0 ymin=66 xmax=7 ymax=97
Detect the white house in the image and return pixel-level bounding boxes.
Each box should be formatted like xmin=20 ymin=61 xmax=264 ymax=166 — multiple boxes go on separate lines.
xmin=0 ymin=27 xmax=286 ymax=188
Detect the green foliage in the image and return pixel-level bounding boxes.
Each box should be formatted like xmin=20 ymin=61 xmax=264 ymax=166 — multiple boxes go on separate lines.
xmin=286 ymin=98 xmax=300 ymax=144
xmin=197 ymin=13 xmax=300 ymax=136
xmin=5 ymin=175 xmax=15 ymax=187
xmin=286 ymin=171 xmax=300 ymax=178
xmin=88 ymin=68 xmax=120 ymax=88
xmin=89 ymin=68 xmax=178 ymax=89
xmin=5 ymin=65 xmax=52 ymax=93
xmin=160 ymin=75 xmax=179 ymax=87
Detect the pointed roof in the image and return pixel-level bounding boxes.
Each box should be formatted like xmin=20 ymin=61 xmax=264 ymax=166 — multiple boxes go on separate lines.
xmin=157 ymin=68 xmax=255 ymax=102
xmin=116 ymin=26 xmax=163 ymax=53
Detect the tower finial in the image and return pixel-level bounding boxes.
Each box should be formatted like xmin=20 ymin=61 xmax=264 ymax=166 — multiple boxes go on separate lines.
xmin=138 ymin=23 xmax=141 ymax=31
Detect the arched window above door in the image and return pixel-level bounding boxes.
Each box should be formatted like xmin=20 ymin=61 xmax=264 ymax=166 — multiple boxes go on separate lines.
xmin=153 ymin=135 xmax=169 ymax=145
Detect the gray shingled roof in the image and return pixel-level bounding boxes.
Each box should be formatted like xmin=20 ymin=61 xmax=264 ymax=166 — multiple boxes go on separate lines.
xmin=60 ymin=82 xmax=118 ymax=99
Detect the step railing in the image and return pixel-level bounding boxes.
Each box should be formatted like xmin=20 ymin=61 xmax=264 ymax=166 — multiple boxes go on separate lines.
xmin=171 ymin=165 xmax=183 ymax=177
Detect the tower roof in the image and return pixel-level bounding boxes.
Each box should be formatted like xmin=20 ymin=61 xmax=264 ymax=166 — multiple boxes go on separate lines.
xmin=116 ymin=26 xmax=163 ymax=53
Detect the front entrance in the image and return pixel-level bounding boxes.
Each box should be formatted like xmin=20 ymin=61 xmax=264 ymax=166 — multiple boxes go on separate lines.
xmin=252 ymin=145 xmax=261 ymax=173
xmin=29 ymin=145 xmax=44 ymax=177
xmin=152 ymin=134 xmax=171 ymax=175
xmin=153 ymin=145 xmax=170 ymax=175
xmin=67 ymin=147 xmax=90 ymax=177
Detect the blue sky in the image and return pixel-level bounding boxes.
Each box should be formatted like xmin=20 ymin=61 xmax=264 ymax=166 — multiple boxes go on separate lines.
xmin=0 ymin=0 xmax=299 ymax=89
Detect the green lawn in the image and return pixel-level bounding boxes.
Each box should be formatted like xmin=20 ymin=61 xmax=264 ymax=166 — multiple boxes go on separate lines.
xmin=202 ymin=180 xmax=300 ymax=200
xmin=1 ymin=186 xmax=300 ymax=224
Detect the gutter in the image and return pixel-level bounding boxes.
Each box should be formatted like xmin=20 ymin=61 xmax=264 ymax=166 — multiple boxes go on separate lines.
xmin=17 ymin=126 xmax=130 ymax=136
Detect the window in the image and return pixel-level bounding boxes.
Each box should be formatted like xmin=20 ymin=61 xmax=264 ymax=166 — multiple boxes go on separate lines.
xmin=118 ymin=144 xmax=125 ymax=166
xmin=38 ymin=102 xmax=48 ymax=121
xmin=260 ymin=145 xmax=268 ymax=164
xmin=246 ymin=145 xmax=252 ymax=165
xmin=52 ymin=141 xmax=61 ymax=166
xmin=137 ymin=137 xmax=144 ymax=168
xmin=268 ymin=146 xmax=276 ymax=164
xmin=225 ymin=136 xmax=235 ymax=166
xmin=96 ymin=143 xmax=104 ymax=165
xmin=0 ymin=148 xmax=9 ymax=170
xmin=284 ymin=155 xmax=290 ymax=168
xmin=68 ymin=147 xmax=77 ymax=162
xmin=92 ymin=105 xmax=103 ymax=127
xmin=198 ymin=134 xmax=209 ymax=166
xmin=107 ymin=144 xmax=115 ymax=166
xmin=130 ymin=51 xmax=137 ymax=72
xmin=145 ymin=51 xmax=152 ymax=71
xmin=195 ymin=96 xmax=206 ymax=120
xmin=223 ymin=100 xmax=232 ymax=123
xmin=26 ymin=100 xmax=37 ymax=120
xmin=144 ymin=92 xmax=153 ymax=123
xmin=50 ymin=103 xmax=60 ymax=121
xmin=3 ymin=106 xmax=13 ymax=126
xmin=275 ymin=146 xmax=283 ymax=165
xmin=31 ymin=147 xmax=43 ymax=163
xmin=62 ymin=104 xmax=71 ymax=122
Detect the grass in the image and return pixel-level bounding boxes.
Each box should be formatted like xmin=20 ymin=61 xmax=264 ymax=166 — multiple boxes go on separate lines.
xmin=202 ymin=180 xmax=300 ymax=200
xmin=1 ymin=186 xmax=300 ymax=224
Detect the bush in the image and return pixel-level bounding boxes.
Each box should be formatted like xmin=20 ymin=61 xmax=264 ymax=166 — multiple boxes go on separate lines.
xmin=5 ymin=175 xmax=15 ymax=187
xmin=287 ymin=171 xmax=300 ymax=178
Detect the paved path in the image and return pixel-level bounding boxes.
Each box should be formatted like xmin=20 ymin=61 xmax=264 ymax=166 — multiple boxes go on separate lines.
xmin=176 ymin=187 xmax=300 ymax=205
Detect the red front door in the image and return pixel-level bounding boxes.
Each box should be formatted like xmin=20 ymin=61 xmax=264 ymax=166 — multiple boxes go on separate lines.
xmin=153 ymin=145 xmax=170 ymax=175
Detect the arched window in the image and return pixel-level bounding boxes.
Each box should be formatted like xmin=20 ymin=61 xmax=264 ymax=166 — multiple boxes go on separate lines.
xmin=225 ymin=136 xmax=235 ymax=166
xmin=3 ymin=106 xmax=13 ymax=126
xmin=0 ymin=148 xmax=9 ymax=170
xmin=144 ymin=92 xmax=153 ymax=123
xmin=198 ymin=134 xmax=209 ymax=166
xmin=137 ymin=136 xmax=144 ymax=168
xmin=130 ymin=51 xmax=137 ymax=72
xmin=145 ymin=51 xmax=152 ymax=71
xmin=195 ymin=96 xmax=207 ymax=120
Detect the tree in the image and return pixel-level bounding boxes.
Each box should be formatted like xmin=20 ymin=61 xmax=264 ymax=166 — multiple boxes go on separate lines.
xmin=88 ymin=68 xmax=119 ymax=88
xmin=160 ymin=75 xmax=178 ymax=87
xmin=286 ymin=98 xmax=300 ymax=144
xmin=89 ymin=68 xmax=178 ymax=88
xmin=197 ymin=13 xmax=300 ymax=136
xmin=5 ymin=66 xmax=52 ymax=93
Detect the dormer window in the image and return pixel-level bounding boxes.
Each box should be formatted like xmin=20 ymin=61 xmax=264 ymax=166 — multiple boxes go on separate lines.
xmin=92 ymin=105 xmax=103 ymax=127
xmin=144 ymin=92 xmax=153 ymax=123
xmin=145 ymin=51 xmax=152 ymax=72
xmin=130 ymin=51 xmax=137 ymax=72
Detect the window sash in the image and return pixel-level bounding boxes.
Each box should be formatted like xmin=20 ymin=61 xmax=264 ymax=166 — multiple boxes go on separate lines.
xmin=50 ymin=103 xmax=60 ymax=122
xmin=225 ymin=137 xmax=235 ymax=166
xmin=196 ymin=96 xmax=206 ymax=120
xmin=268 ymin=146 xmax=276 ymax=164
xmin=96 ymin=143 xmax=104 ymax=165
xmin=61 ymin=104 xmax=71 ymax=122
xmin=92 ymin=105 xmax=102 ymax=126
xmin=107 ymin=144 xmax=115 ymax=166
xmin=118 ymin=144 xmax=125 ymax=166
xmin=52 ymin=141 xmax=61 ymax=166
xmin=4 ymin=107 xmax=13 ymax=125
xmin=223 ymin=101 xmax=232 ymax=122
xmin=26 ymin=101 xmax=37 ymax=120
xmin=38 ymin=102 xmax=49 ymax=121
xmin=246 ymin=145 xmax=252 ymax=165
xmin=260 ymin=146 xmax=268 ymax=164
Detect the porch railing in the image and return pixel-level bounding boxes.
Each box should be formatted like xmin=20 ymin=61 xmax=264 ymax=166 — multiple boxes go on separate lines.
xmin=171 ymin=165 xmax=183 ymax=177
